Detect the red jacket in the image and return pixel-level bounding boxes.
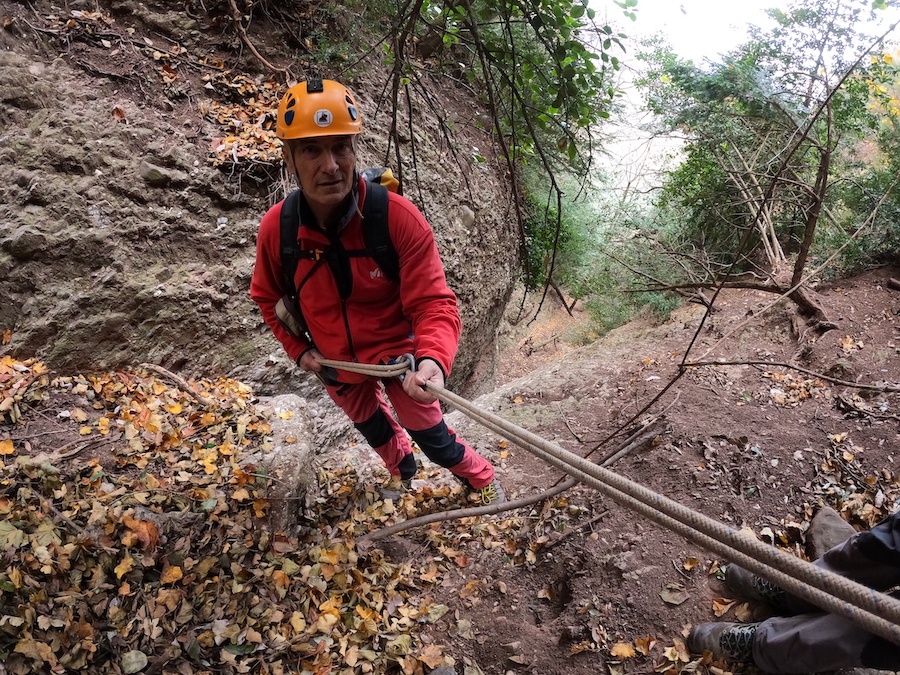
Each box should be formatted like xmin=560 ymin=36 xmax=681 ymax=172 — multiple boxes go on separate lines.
xmin=250 ymin=177 xmax=462 ymax=383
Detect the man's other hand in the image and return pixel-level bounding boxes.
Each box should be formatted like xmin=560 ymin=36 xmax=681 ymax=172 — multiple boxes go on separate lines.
xmin=298 ymin=348 xmax=324 ymax=373
xmin=403 ymin=358 xmax=444 ymax=403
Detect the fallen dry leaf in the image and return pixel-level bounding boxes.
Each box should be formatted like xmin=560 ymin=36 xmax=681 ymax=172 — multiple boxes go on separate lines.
xmin=610 ymin=642 xmax=636 ymax=659
xmin=635 ymin=636 xmax=656 ymax=655
xmin=659 ymin=583 xmax=690 ymax=606
xmin=712 ymin=597 xmax=736 ymax=617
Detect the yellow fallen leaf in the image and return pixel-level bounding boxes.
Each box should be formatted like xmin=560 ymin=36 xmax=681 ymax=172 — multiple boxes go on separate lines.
xmin=635 ymin=636 xmax=656 ymax=655
xmin=289 ymin=611 xmax=306 ymax=634
xmin=683 ymin=557 xmax=701 ymax=571
xmin=610 ymin=642 xmax=636 ymax=659
xmin=417 ymin=644 xmax=444 ymax=668
xmin=0 ymin=439 xmax=14 ymax=455
xmin=513 ymin=396 xmax=523 ymax=404
xmin=356 ymin=606 xmax=378 ymax=621
xmin=712 ymin=597 xmax=736 ymax=617
xmin=319 ymin=549 xmax=340 ymax=565
xmin=160 ymin=566 xmax=183 ymax=584
xmin=316 ymin=612 xmax=338 ymax=632
xmin=114 ymin=557 xmax=135 ymax=579
xmin=278 ymin=410 xmax=294 ymax=419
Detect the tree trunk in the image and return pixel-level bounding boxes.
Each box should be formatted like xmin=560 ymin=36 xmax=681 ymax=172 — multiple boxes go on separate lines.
xmin=791 ymin=125 xmax=832 ymax=288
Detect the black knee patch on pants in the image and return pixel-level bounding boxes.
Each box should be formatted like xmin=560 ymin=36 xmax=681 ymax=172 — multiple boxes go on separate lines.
xmin=408 ymin=421 xmax=465 ymax=469
xmin=354 ymin=408 xmax=395 ymax=448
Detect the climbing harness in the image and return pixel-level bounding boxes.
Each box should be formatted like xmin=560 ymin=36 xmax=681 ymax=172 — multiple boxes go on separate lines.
xmin=315 ymin=356 xmax=900 ymax=647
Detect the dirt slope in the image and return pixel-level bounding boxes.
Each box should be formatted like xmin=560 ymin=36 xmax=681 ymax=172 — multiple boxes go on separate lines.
xmin=420 ymin=267 xmax=900 ymax=674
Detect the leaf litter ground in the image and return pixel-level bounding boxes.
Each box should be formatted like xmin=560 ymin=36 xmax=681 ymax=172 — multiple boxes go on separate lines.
xmin=3 ymin=267 xmax=900 ymax=675
xmin=0 ymin=362 xmax=499 ymax=674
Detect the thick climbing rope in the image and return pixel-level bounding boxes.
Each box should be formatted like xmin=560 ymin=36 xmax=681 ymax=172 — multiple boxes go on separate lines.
xmin=316 ymin=357 xmax=900 ymax=646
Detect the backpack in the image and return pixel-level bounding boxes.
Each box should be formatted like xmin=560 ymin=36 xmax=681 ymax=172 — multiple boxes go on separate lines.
xmin=274 ymin=168 xmax=400 ymax=344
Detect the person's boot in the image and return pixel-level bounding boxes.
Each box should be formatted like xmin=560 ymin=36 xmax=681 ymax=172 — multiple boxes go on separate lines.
xmin=377 ymin=476 xmax=413 ymax=501
xmin=688 ymin=622 xmax=758 ymax=662
xmin=807 ymin=506 xmax=856 ymax=560
xmin=453 ymin=475 xmax=508 ymax=505
xmin=725 ymin=563 xmax=788 ymax=607
xmin=473 ymin=480 xmax=507 ymax=505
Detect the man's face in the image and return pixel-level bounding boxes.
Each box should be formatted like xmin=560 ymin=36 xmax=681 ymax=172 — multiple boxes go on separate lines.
xmin=285 ymin=135 xmax=357 ymax=210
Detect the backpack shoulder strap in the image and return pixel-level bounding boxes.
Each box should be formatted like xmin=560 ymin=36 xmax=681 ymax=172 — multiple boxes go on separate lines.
xmin=279 ymin=190 xmax=303 ymax=300
xmin=361 ymin=181 xmax=399 ymax=282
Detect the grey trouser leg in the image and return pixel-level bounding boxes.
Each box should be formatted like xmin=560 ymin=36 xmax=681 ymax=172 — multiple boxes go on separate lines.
xmin=753 ymin=600 xmax=900 ymax=673
xmin=754 ymin=512 xmax=900 ymax=672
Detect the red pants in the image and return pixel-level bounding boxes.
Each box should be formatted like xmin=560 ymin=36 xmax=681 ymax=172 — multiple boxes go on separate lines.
xmin=324 ymin=377 xmax=495 ymax=489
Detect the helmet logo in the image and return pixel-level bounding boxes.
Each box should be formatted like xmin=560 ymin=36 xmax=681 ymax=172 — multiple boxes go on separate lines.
xmin=314 ymin=109 xmax=333 ymax=127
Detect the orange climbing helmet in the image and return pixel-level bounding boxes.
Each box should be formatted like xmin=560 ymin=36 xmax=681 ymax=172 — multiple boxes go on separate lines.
xmin=276 ymin=79 xmax=363 ymax=140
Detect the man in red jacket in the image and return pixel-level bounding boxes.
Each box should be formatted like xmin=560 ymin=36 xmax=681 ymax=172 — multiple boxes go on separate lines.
xmin=250 ymin=79 xmax=506 ymax=505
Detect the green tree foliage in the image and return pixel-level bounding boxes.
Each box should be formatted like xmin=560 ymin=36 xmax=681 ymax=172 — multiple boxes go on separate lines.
xmin=830 ymin=50 xmax=900 ymax=271
xmin=636 ymin=0 xmax=898 ymax=323
xmin=406 ymin=0 xmax=633 ymax=286
xmin=420 ymin=0 xmax=625 ymax=164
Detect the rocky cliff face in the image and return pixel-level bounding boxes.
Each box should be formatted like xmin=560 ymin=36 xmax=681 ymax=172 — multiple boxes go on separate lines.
xmin=0 ymin=0 xmax=519 ymax=399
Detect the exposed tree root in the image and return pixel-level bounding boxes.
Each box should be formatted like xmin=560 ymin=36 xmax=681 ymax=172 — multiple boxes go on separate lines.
xmin=228 ymin=0 xmax=288 ymax=75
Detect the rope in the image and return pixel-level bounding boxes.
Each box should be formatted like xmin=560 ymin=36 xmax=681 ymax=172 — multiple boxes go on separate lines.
xmin=435 ymin=384 xmax=900 ymax=646
xmin=312 ymin=357 xmax=900 ymax=646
